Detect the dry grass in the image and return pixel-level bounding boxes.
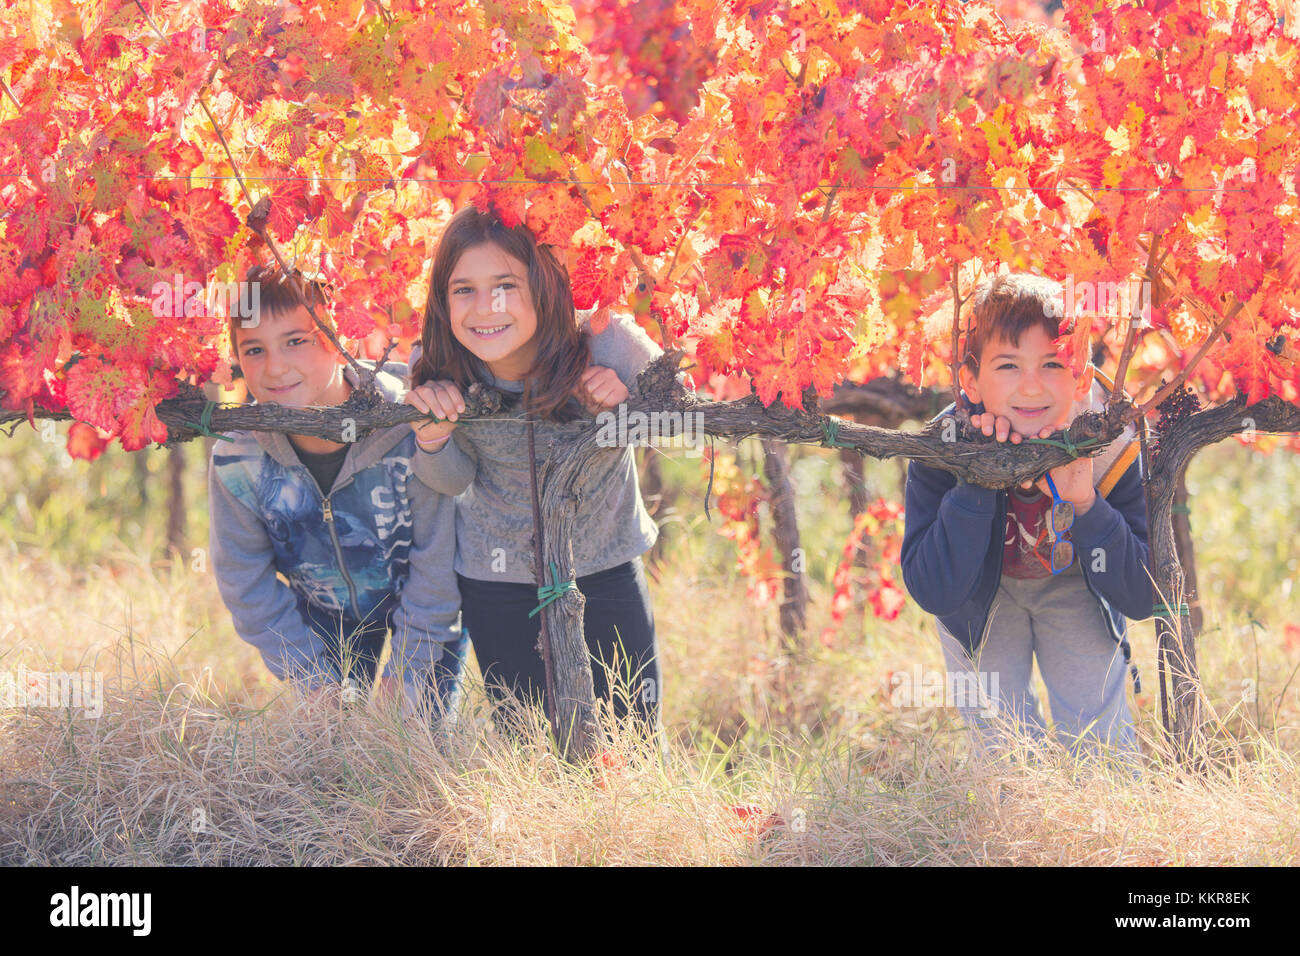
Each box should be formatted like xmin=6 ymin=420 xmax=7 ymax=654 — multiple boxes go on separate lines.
xmin=2 ymin=534 xmax=1298 ymax=866
xmin=1 ymin=433 xmax=1298 ymax=865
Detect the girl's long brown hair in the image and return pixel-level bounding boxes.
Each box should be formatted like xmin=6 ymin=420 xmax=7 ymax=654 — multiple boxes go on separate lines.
xmin=412 ymin=205 xmax=590 ymax=422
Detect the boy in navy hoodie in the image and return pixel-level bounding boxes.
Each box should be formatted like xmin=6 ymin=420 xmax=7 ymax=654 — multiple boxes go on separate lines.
xmin=901 ymin=273 xmax=1153 ymax=760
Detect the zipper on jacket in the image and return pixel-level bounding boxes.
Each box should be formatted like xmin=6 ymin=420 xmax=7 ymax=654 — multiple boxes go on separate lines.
xmin=310 ymin=474 xmax=362 ymax=622
xmin=1079 ymin=555 xmax=1124 ymax=645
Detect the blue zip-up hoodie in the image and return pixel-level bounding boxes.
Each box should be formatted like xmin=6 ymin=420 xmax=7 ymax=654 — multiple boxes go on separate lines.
xmin=900 ymin=378 xmax=1154 ymax=687
xmin=208 ymin=361 xmax=461 ymax=690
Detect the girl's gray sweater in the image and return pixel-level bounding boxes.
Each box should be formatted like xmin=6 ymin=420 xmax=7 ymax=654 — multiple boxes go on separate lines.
xmin=411 ymin=310 xmax=661 ymax=584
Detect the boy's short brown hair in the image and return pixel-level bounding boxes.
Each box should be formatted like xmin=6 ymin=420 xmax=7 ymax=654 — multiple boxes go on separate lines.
xmin=228 ymin=265 xmax=333 ymax=356
xmin=962 ymin=273 xmax=1064 ymax=373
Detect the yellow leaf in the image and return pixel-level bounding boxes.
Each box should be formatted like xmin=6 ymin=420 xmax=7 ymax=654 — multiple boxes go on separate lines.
xmin=1247 ymin=56 xmax=1295 ymax=115
xmin=1209 ymin=51 xmax=1229 ymax=88
xmin=1101 ymin=154 xmax=1126 ymax=189
xmin=1186 ymin=204 xmax=1221 ymax=240
xmin=1123 ymin=102 xmax=1145 ymax=137
xmin=762 ymin=91 xmax=789 ymax=123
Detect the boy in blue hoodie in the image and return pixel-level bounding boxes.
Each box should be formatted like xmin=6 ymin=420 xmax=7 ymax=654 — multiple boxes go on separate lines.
xmin=208 ymin=265 xmax=465 ymax=719
xmin=901 ymin=273 xmax=1153 ymax=760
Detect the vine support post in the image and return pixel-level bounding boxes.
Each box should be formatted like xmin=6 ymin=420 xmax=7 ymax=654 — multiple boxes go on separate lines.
xmin=1147 ymin=465 xmax=1205 ymax=766
xmin=761 ymin=437 xmax=808 ymax=646
xmin=839 ymin=445 xmax=873 ymax=592
xmin=534 ymin=425 xmax=604 ymax=762
xmin=201 ymin=382 xmax=222 ymax=464
xmin=133 ymin=447 xmax=150 ymax=510
xmin=838 ymin=412 xmax=894 ymax=603
xmin=1171 ymin=472 xmax=1203 ymax=633
xmin=1109 ymin=233 xmax=1161 ymax=410
xmin=525 ymin=420 xmax=559 ymax=734
xmin=1139 ymin=397 xmax=1300 ymax=767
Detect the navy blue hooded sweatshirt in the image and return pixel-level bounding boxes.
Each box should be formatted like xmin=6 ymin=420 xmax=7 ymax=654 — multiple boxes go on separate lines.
xmin=900 ymin=381 xmax=1154 ymax=689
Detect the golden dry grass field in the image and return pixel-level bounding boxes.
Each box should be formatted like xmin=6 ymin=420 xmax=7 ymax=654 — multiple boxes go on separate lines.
xmin=1 ymin=427 xmax=1298 ymax=865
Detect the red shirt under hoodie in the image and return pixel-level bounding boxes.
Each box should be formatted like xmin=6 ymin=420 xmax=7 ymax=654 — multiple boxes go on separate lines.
xmin=1001 ymin=486 xmax=1057 ymax=579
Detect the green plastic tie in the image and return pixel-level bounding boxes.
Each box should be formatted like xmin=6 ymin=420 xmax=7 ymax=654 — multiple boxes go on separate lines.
xmin=529 ymin=561 xmax=578 ymax=619
xmin=820 ymin=417 xmax=854 ymax=449
xmin=1171 ymin=503 xmax=1192 ymax=516
xmin=183 ymin=400 xmax=234 ymax=443
xmin=1152 ymin=602 xmax=1190 ymax=620
xmin=1024 ymin=435 xmax=1101 ymax=459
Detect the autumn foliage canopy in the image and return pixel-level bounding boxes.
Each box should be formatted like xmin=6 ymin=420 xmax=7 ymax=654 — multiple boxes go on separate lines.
xmin=1 ymin=0 xmax=1298 ymax=461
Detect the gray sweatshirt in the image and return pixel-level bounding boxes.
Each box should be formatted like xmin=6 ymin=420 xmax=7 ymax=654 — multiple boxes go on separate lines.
xmin=208 ymin=361 xmax=461 ymax=688
xmin=411 ymin=310 xmax=661 ymax=583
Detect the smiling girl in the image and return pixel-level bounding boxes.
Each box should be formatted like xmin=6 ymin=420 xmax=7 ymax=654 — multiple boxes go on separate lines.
xmin=405 ymin=205 xmax=664 ymax=734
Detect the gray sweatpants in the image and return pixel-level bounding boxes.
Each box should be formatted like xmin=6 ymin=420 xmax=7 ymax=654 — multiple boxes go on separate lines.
xmin=937 ymin=562 xmax=1139 ymax=762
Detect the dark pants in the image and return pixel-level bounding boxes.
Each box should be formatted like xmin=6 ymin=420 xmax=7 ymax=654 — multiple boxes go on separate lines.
xmin=302 ymin=599 xmax=467 ymax=713
xmin=457 ymin=558 xmax=661 ymax=731
xmin=302 ymin=600 xmax=389 ymax=687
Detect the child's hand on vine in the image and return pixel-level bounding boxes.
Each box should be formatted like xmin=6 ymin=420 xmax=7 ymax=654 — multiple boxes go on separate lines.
xmin=575 ymin=365 xmax=628 ymax=413
xmin=968 ymin=411 xmax=1055 ymax=445
xmin=967 ymin=412 xmax=1060 ymax=492
xmin=406 ymin=380 xmax=465 ymax=450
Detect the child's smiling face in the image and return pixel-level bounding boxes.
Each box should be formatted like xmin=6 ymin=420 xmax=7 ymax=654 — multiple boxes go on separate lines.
xmin=235 ymin=304 xmax=349 ymax=409
xmin=447 ymin=243 xmax=539 ymax=381
xmin=959 ymin=324 xmax=1092 ymax=435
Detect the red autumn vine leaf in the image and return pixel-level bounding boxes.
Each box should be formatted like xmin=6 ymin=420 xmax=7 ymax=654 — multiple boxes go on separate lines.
xmin=524 ymin=183 xmax=589 ymax=248
xmin=567 ymin=245 xmax=626 ymax=313
xmin=0 ymin=341 xmax=41 ymax=419
xmin=169 ymin=188 xmax=241 ymax=274
xmin=66 ymin=420 xmax=108 ymax=461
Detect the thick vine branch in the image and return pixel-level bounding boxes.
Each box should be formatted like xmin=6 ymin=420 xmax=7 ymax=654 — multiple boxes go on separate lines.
xmin=823 ymin=376 xmax=945 ymax=424
xmin=0 ymin=383 xmax=506 ymax=446
xmin=1140 ymin=393 xmax=1300 ymax=760
xmin=0 ymin=76 xmax=21 ymax=111
xmin=10 ymin=355 xmax=1297 ymax=491
xmin=0 ymin=356 xmax=1114 ymax=489
xmin=1148 ymin=395 xmax=1300 ymax=491
xmin=820 ymin=180 xmax=841 ymax=222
